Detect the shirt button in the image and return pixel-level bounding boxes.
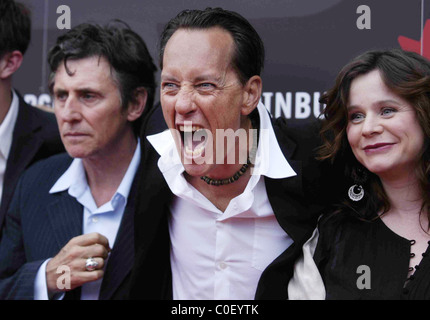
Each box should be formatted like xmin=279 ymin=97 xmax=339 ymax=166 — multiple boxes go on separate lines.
xmin=219 ymin=262 xmax=227 ymax=270
xmin=92 ymin=216 xmax=99 ymax=223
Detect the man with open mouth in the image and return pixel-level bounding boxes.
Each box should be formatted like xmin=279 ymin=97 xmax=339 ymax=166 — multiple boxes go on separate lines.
xmin=130 ymin=7 xmax=334 ymax=300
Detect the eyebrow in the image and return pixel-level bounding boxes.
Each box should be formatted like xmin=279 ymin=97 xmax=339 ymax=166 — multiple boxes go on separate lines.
xmin=54 ymin=86 xmax=98 ymax=93
xmin=76 ymin=88 xmax=98 ymax=94
xmin=347 ymin=99 xmax=403 ymax=110
xmin=160 ymin=74 xmax=176 ymax=82
xmin=195 ymin=74 xmax=223 ymax=83
xmin=53 ymin=87 xmax=67 ymax=94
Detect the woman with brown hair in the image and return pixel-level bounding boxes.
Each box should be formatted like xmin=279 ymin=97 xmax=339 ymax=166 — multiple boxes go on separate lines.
xmin=288 ymin=49 xmax=430 ymax=299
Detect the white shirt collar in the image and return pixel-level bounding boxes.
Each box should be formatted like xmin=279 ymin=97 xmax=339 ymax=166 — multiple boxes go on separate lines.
xmin=0 ymin=90 xmax=19 ymax=159
xmin=49 ymin=139 xmax=141 ymax=203
xmin=147 ymin=101 xmax=296 ymax=180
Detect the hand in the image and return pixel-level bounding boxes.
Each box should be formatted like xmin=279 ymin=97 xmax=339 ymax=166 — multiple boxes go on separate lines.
xmin=46 ymin=232 xmax=111 ymax=295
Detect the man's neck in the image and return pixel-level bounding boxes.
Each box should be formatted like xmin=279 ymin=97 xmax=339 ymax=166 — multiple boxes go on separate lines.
xmin=187 ymin=166 xmax=252 ymax=212
xmin=0 ymin=82 xmax=12 ymax=125
xmin=82 ymin=135 xmax=138 ymax=207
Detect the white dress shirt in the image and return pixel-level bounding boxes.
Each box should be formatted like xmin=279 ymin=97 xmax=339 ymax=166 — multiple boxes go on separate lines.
xmin=34 ymin=139 xmax=141 ymax=300
xmin=148 ymin=102 xmax=297 ymax=300
xmin=0 ymin=90 xmax=19 ymax=207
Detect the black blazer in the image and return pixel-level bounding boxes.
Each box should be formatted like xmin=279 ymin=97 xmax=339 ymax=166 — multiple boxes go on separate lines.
xmin=0 ymin=153 xmax=139 ymax=299
xmin=0 ymin=92 xmax=64 ymax=234
xmin=129 ymin=105 xmax=337 ymax=300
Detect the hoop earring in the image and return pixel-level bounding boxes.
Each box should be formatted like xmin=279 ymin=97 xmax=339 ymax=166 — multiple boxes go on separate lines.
xmin=348 ymin=184 xmax=364 ymax=201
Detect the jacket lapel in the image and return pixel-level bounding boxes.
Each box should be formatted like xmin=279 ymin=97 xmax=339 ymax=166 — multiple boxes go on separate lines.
xmin=266 ymin=160 xmax=310 ymax=244
xmin=45 ymin=191 xmax=83 ymax=300
xmin=129 ymin=140 xmax=173 ymax=299
xmin=0 ymin=99 xmax=44 ymax=229
xmin=256 ymin=120 xmax=324 ymax=299
xmin=259 ymin=171 xmax=319 ymax=299
xmin=98 ymin=166 xmax=141 ymax=300
xmin=98 ymin=200 xmax=134 ymax=299
xmin=46 ymin=192 xmax=83 ymax=250
xmin=267 ymin=118 xmax=318 ymax=244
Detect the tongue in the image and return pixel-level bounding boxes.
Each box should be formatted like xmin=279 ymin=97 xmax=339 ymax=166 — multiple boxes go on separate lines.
xmin=184 ymin=129 xmax=207 ymax=153
xmin=193 ymin=131 xmax=206 ymax=150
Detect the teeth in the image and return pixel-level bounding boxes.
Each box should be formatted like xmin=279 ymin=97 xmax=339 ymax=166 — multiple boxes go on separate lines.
xmin=179 ymin=125 xmax=203 ymax=132
xmin=185 ymin=145 xmax=204 ymax=156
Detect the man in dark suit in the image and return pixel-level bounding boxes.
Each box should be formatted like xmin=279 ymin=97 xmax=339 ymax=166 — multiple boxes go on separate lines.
xmin=0 ymin=21 xmax=156 ymax=300
xmin=130 ymin=8 xmax=336 ymax=300
xmin=0 ymin=0 xmax=63 ymax=235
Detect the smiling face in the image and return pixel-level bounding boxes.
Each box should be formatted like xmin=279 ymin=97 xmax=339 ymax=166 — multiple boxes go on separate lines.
xmin=53 ymin=56 xmax=137 ymax=161
xmin=346 ymin=69 xmax=425 ymax=181
xmin=160 ymin=27 xmax=254 ymax=178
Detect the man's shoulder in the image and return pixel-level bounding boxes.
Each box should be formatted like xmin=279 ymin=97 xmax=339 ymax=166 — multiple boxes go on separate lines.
xmin=272 ymin=117 xmax=321 ymax=144
xmin=26 ymin=152 xmax=72 ymax=171
xmin=8 ymin=153 xmax=72 ymax=208
xmin=20 ymin=153 xmax=72 ymax=187
xmin=271 ymin=116 xmax=322 ymax=159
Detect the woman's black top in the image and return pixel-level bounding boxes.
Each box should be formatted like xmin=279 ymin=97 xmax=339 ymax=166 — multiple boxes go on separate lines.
xmin=314 ymin=213 xmax=430 ymax=299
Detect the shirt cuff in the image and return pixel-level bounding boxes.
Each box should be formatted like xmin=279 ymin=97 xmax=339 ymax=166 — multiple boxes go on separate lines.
xmin=33 ymin=259 xmax=65 ymax=300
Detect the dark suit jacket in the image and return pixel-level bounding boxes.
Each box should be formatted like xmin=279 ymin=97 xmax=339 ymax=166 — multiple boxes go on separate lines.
xmin=0 ymin=92 xmax=64 ymax=235
xmin=129 ymin=105 xmax=338 ymax=300
xmin=0 ymin=153 xmax=139 ymax=300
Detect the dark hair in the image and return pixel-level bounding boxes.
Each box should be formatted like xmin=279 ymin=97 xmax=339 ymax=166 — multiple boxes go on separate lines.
xmin=159 ymin=7 xmax=264 ymax=84
xmin=0 ymin=0 xmax=31 ymax=57
xmin=318 ymin=49 xmax=430 ymax=225
xmin=48 ymin=21 xmax=157 ymax=136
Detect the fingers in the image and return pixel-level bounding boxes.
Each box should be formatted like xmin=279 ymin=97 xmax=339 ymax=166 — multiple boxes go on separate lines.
xmin=46 ymin=232 xmax=111 ymax=294
xmin=77 ymin=269 xmax=105 ymax=284
xmin=84 ymin=243 xmax=110 ymax=260
xmin=69 ymin=232 xmax=111 ymax=252
xmin=64 ymin=233 xmax=111 ymax=260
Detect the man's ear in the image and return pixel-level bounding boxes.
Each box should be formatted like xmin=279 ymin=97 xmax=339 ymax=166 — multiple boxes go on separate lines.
xmin=241 ymin=75 xmax=262 ymax=116
xmin=127 ymin=88 xmax=148 ymax=122
xmin=0 ymin=51 xmax=24 ymax=80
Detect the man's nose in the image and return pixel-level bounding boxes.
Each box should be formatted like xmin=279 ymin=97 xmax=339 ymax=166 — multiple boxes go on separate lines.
xmin=57 ymin=96 xmax=82 ymax=122
xmin=175 ymin=88 xmax=196 ymax=115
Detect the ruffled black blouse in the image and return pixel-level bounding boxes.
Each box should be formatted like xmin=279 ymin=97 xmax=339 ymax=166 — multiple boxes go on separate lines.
xmin=314 ymin=213 xmax=430 ymax=299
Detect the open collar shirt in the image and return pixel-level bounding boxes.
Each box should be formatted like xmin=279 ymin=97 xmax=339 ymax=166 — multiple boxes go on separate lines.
xmin=34 ymin=139 xmax=141 ymax=300
xmin=147 ymin=102 xmax=296 ymax=299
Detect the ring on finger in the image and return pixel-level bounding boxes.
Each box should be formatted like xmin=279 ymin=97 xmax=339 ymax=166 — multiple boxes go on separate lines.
xmin=85 ymin=257 xmax=99 ymax=271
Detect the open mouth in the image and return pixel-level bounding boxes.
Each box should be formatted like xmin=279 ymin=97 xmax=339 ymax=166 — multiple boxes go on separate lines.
xmin=178 ymin=123 xmax=209 ymax=158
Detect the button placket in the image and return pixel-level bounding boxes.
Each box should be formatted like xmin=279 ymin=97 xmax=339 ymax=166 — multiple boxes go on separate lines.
xmin=213 ymin=220 xmax=230 ymax=299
